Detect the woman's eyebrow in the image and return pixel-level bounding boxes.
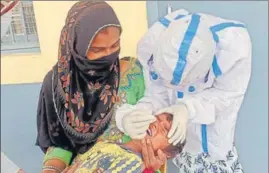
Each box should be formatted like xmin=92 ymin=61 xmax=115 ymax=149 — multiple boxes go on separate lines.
xmin=88 ymin=47 xmax=105 ymax=53
xmin=89 ymin=46 xmax=106 ymax=49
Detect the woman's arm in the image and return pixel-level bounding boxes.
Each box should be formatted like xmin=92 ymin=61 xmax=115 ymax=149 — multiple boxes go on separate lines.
xmin=36 ymin=71 xmax=73 ymax=172
xmin=42 ymin=147 xmax=72 ymax=173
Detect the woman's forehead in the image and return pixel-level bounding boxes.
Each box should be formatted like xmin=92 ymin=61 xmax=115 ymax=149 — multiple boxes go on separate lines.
xmin=90 ymin=27 xmax=121 ymax=48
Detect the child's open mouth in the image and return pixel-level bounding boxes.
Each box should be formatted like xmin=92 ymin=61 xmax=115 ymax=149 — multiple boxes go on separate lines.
xmin=146 ymin=129 xmax=152 ymax=136
xmin=146 ymin=123 xmax=157 ymax=137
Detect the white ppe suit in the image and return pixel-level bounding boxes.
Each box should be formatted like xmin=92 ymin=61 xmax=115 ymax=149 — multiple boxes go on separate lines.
xmin=115 ymin=9 xmax=252 ymax=163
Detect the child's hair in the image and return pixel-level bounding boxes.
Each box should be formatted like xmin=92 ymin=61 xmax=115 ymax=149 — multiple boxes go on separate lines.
xmin=163 ymin=140 xmax=186 ymax=158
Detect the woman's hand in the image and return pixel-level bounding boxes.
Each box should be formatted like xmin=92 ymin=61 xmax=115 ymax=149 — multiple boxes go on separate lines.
xmin=141 ymin=139 xmax=167 ymax=171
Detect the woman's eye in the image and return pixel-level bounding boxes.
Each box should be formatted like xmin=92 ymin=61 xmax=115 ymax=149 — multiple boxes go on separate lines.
xmin=90 ymin=48 xmax=102 ymax=53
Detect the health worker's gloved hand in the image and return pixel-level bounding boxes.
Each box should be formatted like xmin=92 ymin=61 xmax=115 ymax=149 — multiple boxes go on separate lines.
xmin=122 ymin=110 xmax=156 ymax=139
xmin=156 ymin=104 xmax=188 ymax=145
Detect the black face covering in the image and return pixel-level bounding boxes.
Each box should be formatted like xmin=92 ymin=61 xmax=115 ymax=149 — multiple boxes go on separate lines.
xmin=73 ymin=49 xmax=120 ymax=75
xmin=93 ymin=49 xmax=120 ymax=66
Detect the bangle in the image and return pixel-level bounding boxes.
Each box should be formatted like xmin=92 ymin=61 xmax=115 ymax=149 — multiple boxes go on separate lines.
xmin=42 ymin=165 xmax=62 ymax=173
xmin=44 ymin=147 xmax=73 ymax=167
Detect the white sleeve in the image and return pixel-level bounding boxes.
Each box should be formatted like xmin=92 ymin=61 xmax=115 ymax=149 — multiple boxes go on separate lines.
xmin=115 ymin=67 xmax=170 ymax=132
xmin=1 ymin=152 xmax=20 ymax=173
xmin=180 ymin=27 xmax=252 ymax=125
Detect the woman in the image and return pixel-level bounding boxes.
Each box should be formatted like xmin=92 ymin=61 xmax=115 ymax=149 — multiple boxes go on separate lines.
xmin=36 ymin=1 xmax=122 ymax=172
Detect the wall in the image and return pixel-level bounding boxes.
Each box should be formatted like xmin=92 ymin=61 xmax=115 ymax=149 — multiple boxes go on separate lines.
xmin=1 ymin=1 xmax=148 ymax=173
xmin=1 ymin=1 xmax=148 ymax=85
xmin=1 ymin=84 xmax=43 ymax=173
xmin=146 ymin=1 xmax=268 ymax=173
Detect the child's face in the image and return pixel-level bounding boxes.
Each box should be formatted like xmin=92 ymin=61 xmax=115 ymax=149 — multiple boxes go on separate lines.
xmin=144 ymin=113 xmax=172 ymax=152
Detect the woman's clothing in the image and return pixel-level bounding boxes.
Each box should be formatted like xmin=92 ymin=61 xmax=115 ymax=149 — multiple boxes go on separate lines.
xmin=36 ymin=1 xmax=121 ymax=155
xmin=42 ymin=57 xmax=144 ymax=169
xmin=173 ymin=147 xmax=243 ymax=173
